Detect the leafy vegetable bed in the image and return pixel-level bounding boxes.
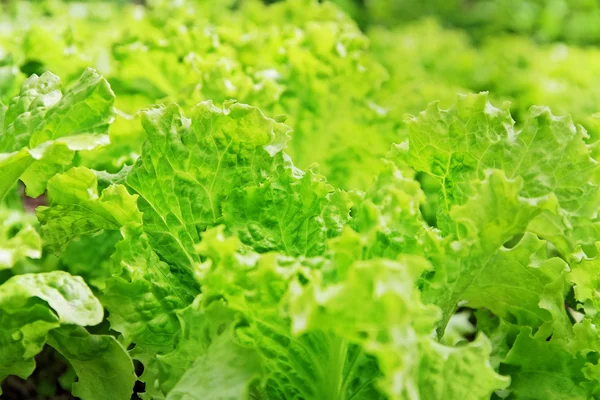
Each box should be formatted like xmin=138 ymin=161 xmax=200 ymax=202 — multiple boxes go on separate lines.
xmin=2 ymin=1 xmax=600 ymax=399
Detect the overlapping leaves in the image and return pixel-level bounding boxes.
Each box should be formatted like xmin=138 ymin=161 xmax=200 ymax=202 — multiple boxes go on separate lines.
xmin=2 ymin=2 xmax=600 ymax=395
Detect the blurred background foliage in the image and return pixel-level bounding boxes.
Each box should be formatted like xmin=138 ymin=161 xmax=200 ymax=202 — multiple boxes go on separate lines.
xmin=1 ymin=0 xmax=600 ymax=194
xmin=2 ymin=1 xmax=600 ymax=186
xmin=0 ymin=0 xmax=599 ymax=191
xmin=334 ymin=0 xmax=600 ymax=45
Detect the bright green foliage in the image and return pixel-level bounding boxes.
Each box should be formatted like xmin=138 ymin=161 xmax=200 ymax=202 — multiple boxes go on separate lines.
xmin=192 ymin=226 xmax=507 ymax=400
xmin=127 ymin=101 xmax=350 ymax=262
xmin=158 ymin=299 xmax=261 ymax=400
xmin=368 ymin=18 xmax=600 ymax=142
xmin=0 ymin=271 xmax=134 ymax=399
xmin=194 ymin=227 xmax=387 ymax=400
xmin=0 ymin=68 xmax=115 ymax=200
xmin=47 ymin=326 xmax=136 ymax=400
xmin=33 ymin=98 xmax=356 ymax=398
xmin=0 ymin=0 xmax=394 ymax=189
xmin=408 ymin=93 xmax=600 ymax=252
xmin=0 ymin=206 xmax=41 ymax=269
xmin=501 ymin=327 xmax=592 ymax=399
xmin=461 ymin=233 xmax=567 ymax=328
xmin=289 ymin=227 xmax=508 ymax=399
xmin=0 ymin=271 xmax=101 ymax=383
xmin=38 ymin=167 xmax=141 ymax=252
xmin=27 ymin=76 xmax=600 ymax=398
xmin=3 ymin=1 xmax=600 ymax=399
xmin=405 ymin=93 xmax=600 ymax=333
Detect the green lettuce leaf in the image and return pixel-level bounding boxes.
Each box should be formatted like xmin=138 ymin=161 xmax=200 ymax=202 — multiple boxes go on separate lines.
xmin=405 ymin=93 xmax=599 ymax=333
xmin=0 ymin=271 xmax=102 ymax=388
xmin=160 ymin=299 xmax=261 ymax=400
xmin=289 ymin=227 xmax=508 ymax=399
xmin=47 ymin=326 xmax=136 ymax=400
xmin=0 ymin=68 xmax=115 ymax=200
xmin=0 ymin=206 xmax=42 ymax=270
xmin=408 ymin=93 xmax=600 ymax=253
xmin=500 ymin=327 xmax=592 ymax=399
xmin=193 ymin=226 xmax=387 ymax=400
xmin=461 ymin=232 xmax=568 ymax=328
xmin=126 ymin=101 xmax=349 ymax=264
xmin=37 ymin=166 xmax=142 ymax=253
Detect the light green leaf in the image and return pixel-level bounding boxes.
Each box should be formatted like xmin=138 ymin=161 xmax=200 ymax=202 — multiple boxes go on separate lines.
xmin=0 ymin=68 xmax=115 ymax=200
xmin=0 ymin=71 xmax=63 ymax=153
xmin=461 ymin=232 xmax=568 ymax=328
xmin=37 ymin=166 xmax=142 ymax=252
xmin=127 ymin=100 xmax=349 ymax=265
xmin=100 ymin=227 xmax=198 ymax=398
xmin=501 ymin=328 xmax=591 ymax=399
xmin=0 ymin=149 xmax=32 ymax=200
xmin=103 ymin=227 xmax=196 ymax=351
xmin=160 ymin=299 xmax=261 ymax=400
xmin=349 ymin=156 xmax=440 ymax=261
xmin=0 ymin=207 xmax=42 ymax=269
xmin=407 ymin=93 xmax=600 ymax=251
xmin=0 ymin=271 xmax=103 ymax=386
xmin=423 ymin=170 xmax=556 ymax=332
xmin=417 ymin=335 xmax=510 ymax=400
xmin=195 ymin=226 xmax=385 ymax=400
xmin=48 ymin=326 xmax=136 ymax=400
xmin=289 ymin=228 xmax=507 ymax=399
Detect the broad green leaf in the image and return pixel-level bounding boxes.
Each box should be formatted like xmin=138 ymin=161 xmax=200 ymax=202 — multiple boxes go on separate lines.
xmin=416 ymin=335 xmax=510 ymax=400
xmin=37 ymin=166 xmax=142 ymax=252
xmin=101 ymin=227 xmax=198 ymax=398
xmin=194 ymin=226 xmax=386 ymax=400
xmin=0 ymin=271 xmax=103 ymax=386
xmin=422 ymin=170 xmax=557 ymax=332
xmin=0 ymin=134 xmax=111 ymax=200
xmin=126 ymin=101 xmax=285 ymax=269
xmin=47 ymin=326 xmax=136 ymax=400
xmin=20 ymin=134 xmax=111 ymax=197
xmin=501 ymin=328 xmax=592 ymax=399
xmin=127 ymin=101 xmax=349 ymax=265
xmin=0 ymin=71 xmax=63 ymax=153
xmin=0 ymin=68 xmax=115 ymax=199
xmin=407 ymin=93 xmax=600 ymax=251
xmin=159 ymin=299 xmax=261 ymax=400
xmin=288 ymin=228 xmax=508 ymax=399
xmin=104 ymin=227 xmax=196 ymax=346
xmin=461 ymin=233 xmax=568 ymax=328
xmin=0 ymin=149 xmax=32 ymax=200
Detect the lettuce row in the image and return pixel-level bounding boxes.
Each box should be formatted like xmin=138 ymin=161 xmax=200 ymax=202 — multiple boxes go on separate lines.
xmin=0 ymin=0 xmax=394 ymax=190
xmin=5 ymin=0 xmax=600 ymax=186
xmin=3 ymin=65 xmax=600 ymax=398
